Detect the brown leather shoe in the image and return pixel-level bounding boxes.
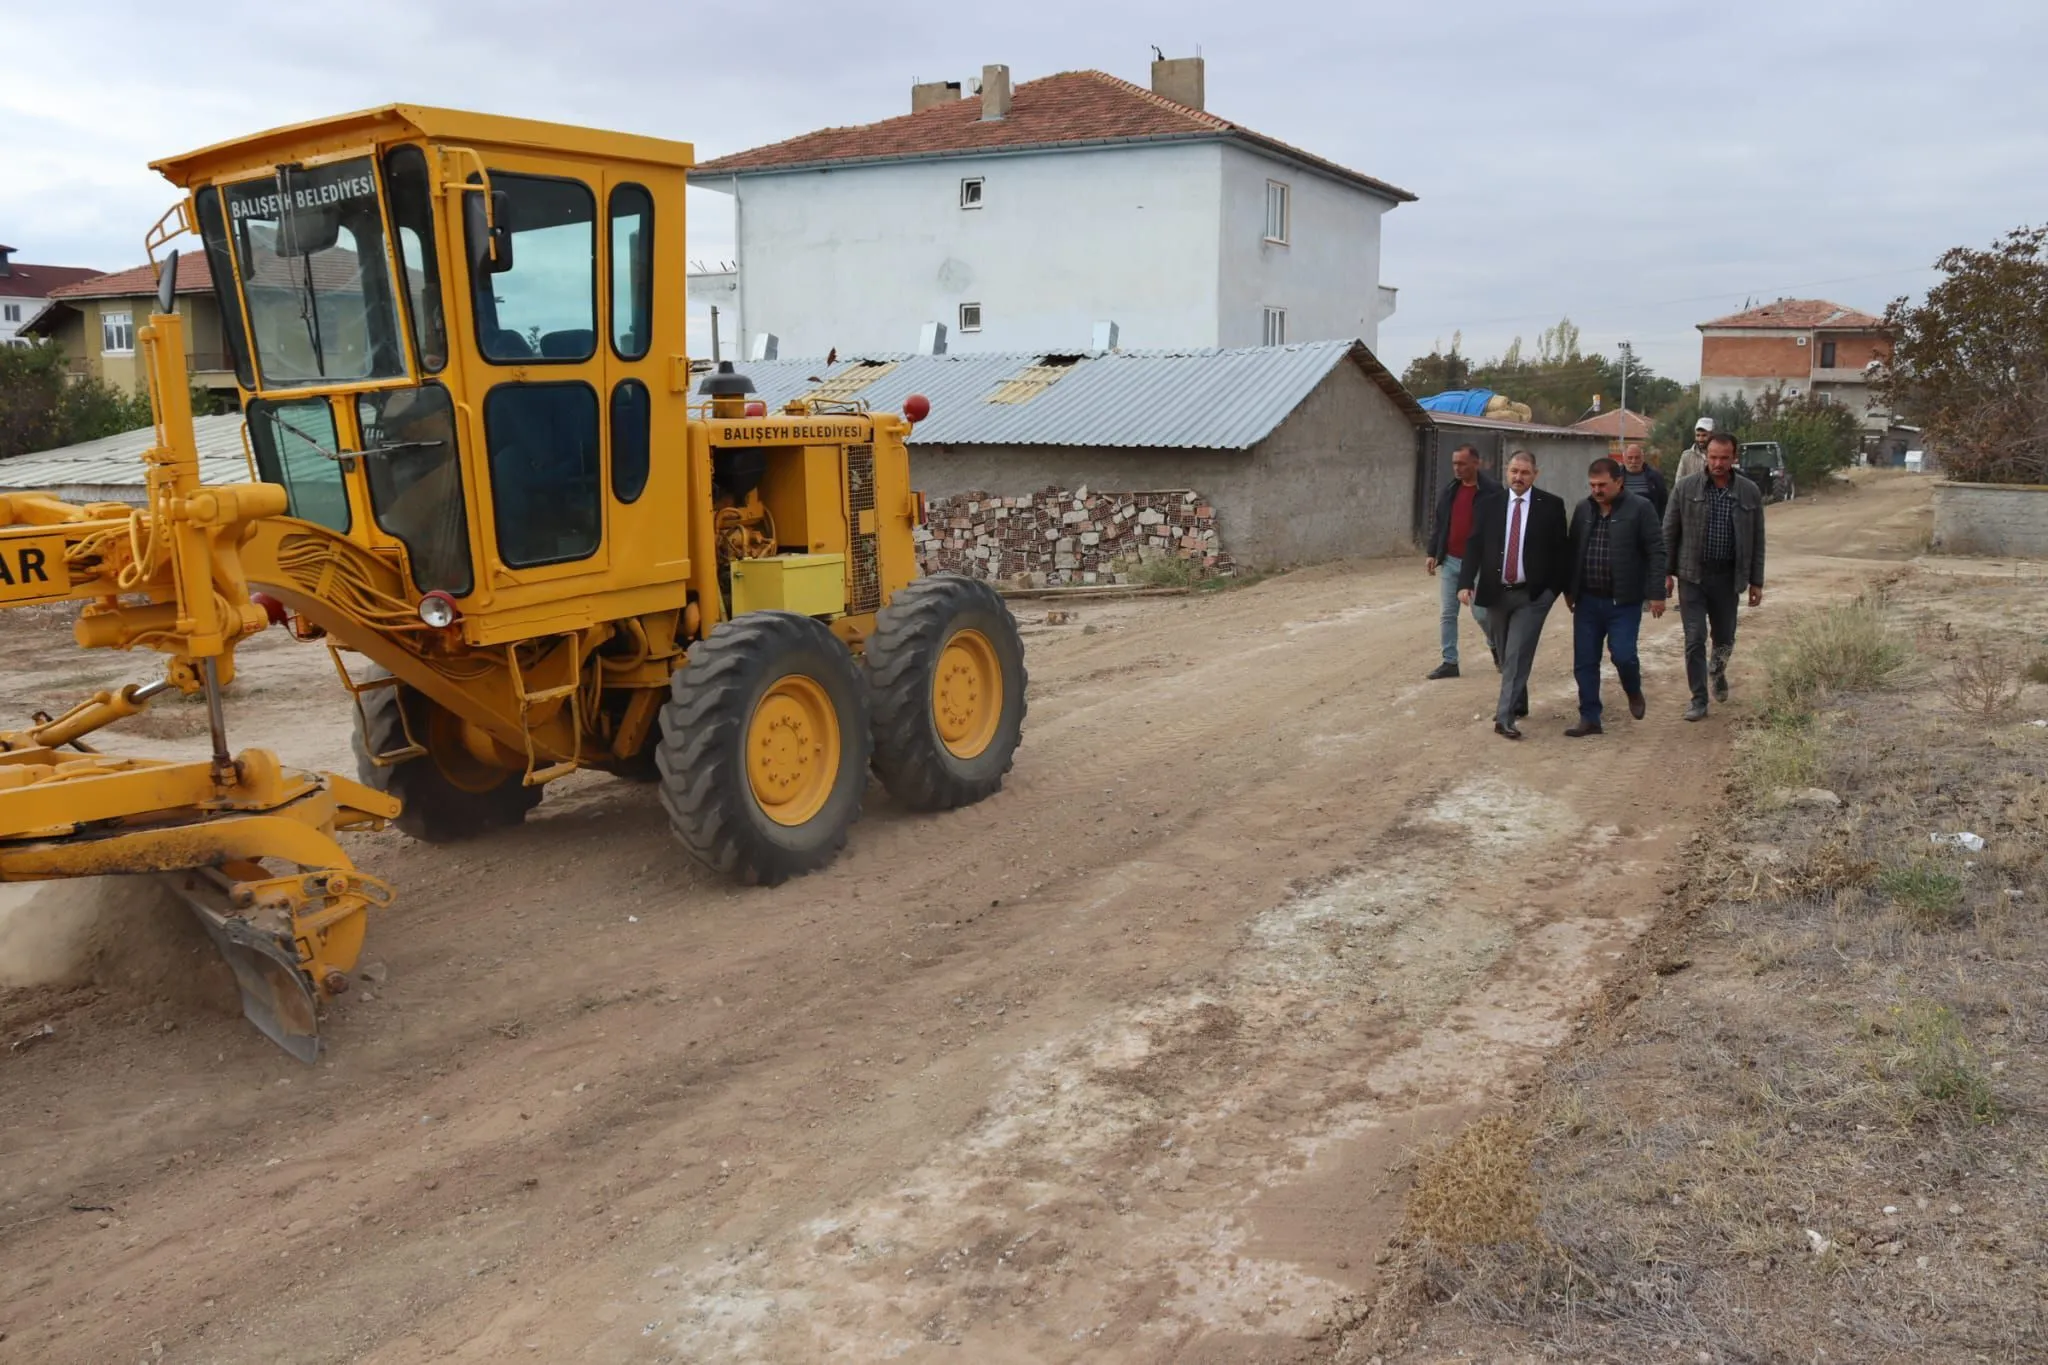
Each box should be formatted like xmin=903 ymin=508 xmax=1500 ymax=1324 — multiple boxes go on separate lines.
xmin=1627 ymin=692 xmax=1646 ymax=720
xmin=1494 ymin=721 xmax=1523 ymax=741
xmin=1564 ymin=720 xmax=1604 ymax=738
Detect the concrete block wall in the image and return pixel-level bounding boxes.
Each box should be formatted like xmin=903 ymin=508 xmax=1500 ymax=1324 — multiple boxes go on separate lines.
xmin=1931 ymin=482 xmax=2048 ymax=558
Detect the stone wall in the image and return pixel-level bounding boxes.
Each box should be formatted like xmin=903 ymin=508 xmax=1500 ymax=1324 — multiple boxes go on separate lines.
xmin=916 ymin=487 xmax=1232 ymax=585
xmin=1931 ymin=482 xmax=2048 ymax=558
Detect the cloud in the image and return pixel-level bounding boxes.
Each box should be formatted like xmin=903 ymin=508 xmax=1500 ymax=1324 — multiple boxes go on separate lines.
xmin=6 ymin=0 xmax=2042 ymax=384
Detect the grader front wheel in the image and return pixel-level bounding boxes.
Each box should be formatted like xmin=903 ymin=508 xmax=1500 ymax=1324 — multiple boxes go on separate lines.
xmin=866 ymin=574 xmax=1029 ymax=811
xmin=351 ymin=672 xmax=540 ymax=843
xmin=657 ymin=612 xmax=871 ymax=886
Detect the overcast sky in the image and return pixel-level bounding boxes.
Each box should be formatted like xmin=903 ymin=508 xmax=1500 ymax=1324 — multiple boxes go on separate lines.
xmin=7 ymin=0 xmax=2042 ymax=384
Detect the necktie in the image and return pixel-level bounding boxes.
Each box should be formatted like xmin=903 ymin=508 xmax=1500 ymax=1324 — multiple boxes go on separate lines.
xmin=1505 ymin=496 xmax=1524 ymax=586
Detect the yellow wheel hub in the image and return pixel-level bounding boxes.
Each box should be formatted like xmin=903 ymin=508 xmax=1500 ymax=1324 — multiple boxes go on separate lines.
xmin=747 ymin=675 xmax=841 ymax=827
xmin=932 ymin=628 xmax=1003 ymax=760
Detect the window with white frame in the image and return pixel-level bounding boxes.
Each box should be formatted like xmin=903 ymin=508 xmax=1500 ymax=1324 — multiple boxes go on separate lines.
xmin=958 ymin=302 xmax=983 ymax=332
xmin=2 ymin=303 xmax=19 ymax=323
xmin=1264 ymin=180 xmax=1290 ymax=243
xmin=1261 ymin=307 xmax=1286 ymax=346
xmin=960 ymin=176 xmax=984 ymax=209
xmin=101 ymin=309 xmax=135 ymax=354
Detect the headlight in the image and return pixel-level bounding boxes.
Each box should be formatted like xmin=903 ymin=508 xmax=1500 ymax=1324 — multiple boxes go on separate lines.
xmin=418 ymin=592 xmax=459 ymax=629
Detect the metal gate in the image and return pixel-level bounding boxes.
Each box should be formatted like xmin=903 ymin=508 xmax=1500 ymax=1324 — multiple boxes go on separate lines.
xmin=1413 ymin=424 xmax=1505 ymax=547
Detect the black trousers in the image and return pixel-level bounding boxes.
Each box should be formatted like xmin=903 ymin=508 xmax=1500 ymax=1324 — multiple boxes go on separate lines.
xmin=1679 ymin=568 xmax=1741 ymax=703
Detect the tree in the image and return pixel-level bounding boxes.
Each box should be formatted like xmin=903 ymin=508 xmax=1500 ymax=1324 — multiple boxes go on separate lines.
xmin=1400 ymin=332 xmax=1472 ymax=397
xmin=1880 ymin=224 xmax=2048 ymax=484
xmin=0 ymin=339 xmax=154 ymax=459
xmin=1752 ymin=390 xmax=1861 ymax=489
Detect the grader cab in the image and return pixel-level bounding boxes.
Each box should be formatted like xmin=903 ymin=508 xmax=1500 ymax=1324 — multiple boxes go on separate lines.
xmin=0 ymin=107 xmax=1027 ymax=1060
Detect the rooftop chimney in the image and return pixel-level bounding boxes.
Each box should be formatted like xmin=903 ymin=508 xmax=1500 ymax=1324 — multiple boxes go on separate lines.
xmin=980 ymin=64 xmax=1011 ymax=121
xmin=1092 ymin=320 xmax=1120 ymax=352
xmin=911 ymin=80 xmax=962 ymax=114
xmin=0 ymin=245 xmax=12 ymax=277
xmin=1150 ymin=54 xmax=1204 ymax=111
xmin=918 ymin=321 xmax=949 ymax=356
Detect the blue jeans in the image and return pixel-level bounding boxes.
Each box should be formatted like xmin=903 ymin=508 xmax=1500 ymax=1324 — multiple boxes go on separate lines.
xmin=1573 ymin=595 xmax=1642 ymax=724
xmin=1437 ymin=555 xmax=1490 ymax=664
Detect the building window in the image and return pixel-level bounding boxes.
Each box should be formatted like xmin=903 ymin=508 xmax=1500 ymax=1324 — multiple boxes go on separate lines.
xmin=2 ymin=303 xmax=19 ymax=323
xmin=1264 ymin=180 xmax=1290 ymax=244
xmin=1261 ymin=307 xmax=1286 ymax=346
xmin=1819 ymin=339 xmax=1837 ymax=368
xmin=959 ymin=302 xmax=982 ymax=332
xmin=960 ymin=177 xmax=984 ymax=209
xmin=101 ymin=310 xmax=135 ymax=355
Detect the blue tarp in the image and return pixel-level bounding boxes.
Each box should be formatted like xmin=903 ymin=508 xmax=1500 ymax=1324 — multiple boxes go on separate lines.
xmin=1415 ymin=389 xmax=1498 ymax=416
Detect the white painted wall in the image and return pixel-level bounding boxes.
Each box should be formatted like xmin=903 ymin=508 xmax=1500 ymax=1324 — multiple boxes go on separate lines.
xmin=0 ymin=289 xmax=46 ymax=345
xmin=718 ymin=139 xmax=1402 ymax=360
xmin=727 ymin=143 xmax=1224 ymax=358
xmin=1215 ymin=143 xmax=1394 ymax=352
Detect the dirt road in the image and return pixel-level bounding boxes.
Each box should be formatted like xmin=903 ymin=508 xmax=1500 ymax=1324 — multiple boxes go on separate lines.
xmin=0 ymin=472 xmax=1934 ymax=1364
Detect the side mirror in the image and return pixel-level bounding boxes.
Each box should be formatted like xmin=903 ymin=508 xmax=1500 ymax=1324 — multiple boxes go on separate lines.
xmin=156 ymin=249 xmax=179 ymax=315
xmin=488 ymin=190 xmax=514 ymax=272
xmin=463 ymin=187 xmax=515 ymax=275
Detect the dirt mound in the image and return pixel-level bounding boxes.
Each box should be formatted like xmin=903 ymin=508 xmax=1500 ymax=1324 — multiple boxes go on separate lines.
xmin=0 ymin=876 xmax=238 ymax=1017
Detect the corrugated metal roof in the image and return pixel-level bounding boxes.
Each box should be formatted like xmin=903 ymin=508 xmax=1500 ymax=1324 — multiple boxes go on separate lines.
xmin=731 ymin=339 xmax=1425 ymax=450
xmin=0 ymin=414 xmax=249 ymax=492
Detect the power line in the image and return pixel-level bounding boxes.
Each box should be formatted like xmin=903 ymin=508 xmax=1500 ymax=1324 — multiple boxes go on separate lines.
xmin=1399 ymin=263 xmax=1940 ymax=335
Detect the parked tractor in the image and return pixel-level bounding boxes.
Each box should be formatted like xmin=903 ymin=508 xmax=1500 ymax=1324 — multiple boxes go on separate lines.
xmin=0 ymin=106 xmax=1027 ymax=1060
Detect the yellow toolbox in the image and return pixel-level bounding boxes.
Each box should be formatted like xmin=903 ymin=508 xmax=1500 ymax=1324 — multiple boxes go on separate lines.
xmin=730 ymin=553 xmax=848 ymax=618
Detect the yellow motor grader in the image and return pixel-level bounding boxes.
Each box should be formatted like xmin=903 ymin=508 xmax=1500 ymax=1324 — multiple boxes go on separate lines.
xmin=0 ymin=106 xmax=1027 ymax=1060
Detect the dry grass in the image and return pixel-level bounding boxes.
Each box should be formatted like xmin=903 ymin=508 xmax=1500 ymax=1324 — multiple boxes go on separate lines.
xmin=1372 ymin=569 xmax=2048 ymax=1365
xmin=1946 ymin=642 xmax=2028 ymax=719
xmin=1402 ymin=1115 xmax=1541 ymax=1256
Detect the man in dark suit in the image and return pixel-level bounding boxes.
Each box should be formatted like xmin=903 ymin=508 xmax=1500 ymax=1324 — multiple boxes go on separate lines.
xmin=1458 ymin=450 xmax=1572 ymax=740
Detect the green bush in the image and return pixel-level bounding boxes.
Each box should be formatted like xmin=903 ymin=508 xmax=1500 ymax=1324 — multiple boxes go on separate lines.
xmin=0 ymin=339 xmax=153 ymax=457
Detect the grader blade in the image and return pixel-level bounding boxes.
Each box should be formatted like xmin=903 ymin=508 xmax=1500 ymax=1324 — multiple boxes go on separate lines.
xmin=166 ymin=867 xmax=324 ymax=1063
xmin=0 ymin=746 xmax=399 ymax=1062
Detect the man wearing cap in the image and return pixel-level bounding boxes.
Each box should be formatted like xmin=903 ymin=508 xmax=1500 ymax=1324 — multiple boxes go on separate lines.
xmin=1676 ymin=418 xmax=1714 ymax=482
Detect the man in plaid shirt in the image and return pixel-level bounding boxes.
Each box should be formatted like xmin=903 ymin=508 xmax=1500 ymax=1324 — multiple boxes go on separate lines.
xmin=1564 ymin=457 xmax=1667 ymax=736
xmin=1663 ymin=431 xmax=1767 ymax=721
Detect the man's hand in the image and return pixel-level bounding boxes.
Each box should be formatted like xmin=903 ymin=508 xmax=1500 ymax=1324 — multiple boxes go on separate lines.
xmin=1665 ymin=574 xmax=1676 ymax=598
xmin=1425 ymin=557 xmax=1438 ymax=576
xmin=1749 ymin=584 xmax=1764 ymax=608
xmin=1458 ymin=588 xmax=1473 ymax=606
xmin=1648 ymin=600 xmax=1667 ymax=619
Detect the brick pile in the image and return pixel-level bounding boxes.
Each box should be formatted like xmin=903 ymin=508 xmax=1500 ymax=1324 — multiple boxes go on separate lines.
xmin=915 ymin=487 xmax=1233 ymax=586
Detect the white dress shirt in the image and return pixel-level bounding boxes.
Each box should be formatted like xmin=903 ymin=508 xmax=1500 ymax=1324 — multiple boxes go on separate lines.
xmin=1502 ymin=491 xmax=1528 ymax=586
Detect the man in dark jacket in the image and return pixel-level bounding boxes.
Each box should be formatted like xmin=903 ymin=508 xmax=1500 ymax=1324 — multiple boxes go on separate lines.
xmin=1619 ymin=443 xmax=1668 ymax=518
xmin=1458 ymin=450 xmax=1571 ymax=740
xmin=1424 ymin=444 xmax=1499 ymax=678
xmin=1664 ymin=430 xmax=1767 ymax=721
xmin=1564 ymin=457 xmax=1668 ymax=737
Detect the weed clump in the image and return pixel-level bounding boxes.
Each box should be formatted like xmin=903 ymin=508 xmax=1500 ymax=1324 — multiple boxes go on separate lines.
xmin=1883 ymin=1001 xmax=1999 ymax=1124
xmin=1878 ymin=861 xmax=1966 ymax=930
xmin=1760 ymin=595 xmax=1907 ymax=715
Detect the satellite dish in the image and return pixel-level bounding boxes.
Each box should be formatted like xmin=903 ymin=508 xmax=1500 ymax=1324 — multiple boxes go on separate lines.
xmin=156 ymin=250 xmax=179 ymax=316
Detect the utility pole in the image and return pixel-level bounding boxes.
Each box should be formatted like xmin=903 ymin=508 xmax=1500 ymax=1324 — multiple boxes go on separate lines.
xmin=1617 ymin=340 xmax=1631 ymax=451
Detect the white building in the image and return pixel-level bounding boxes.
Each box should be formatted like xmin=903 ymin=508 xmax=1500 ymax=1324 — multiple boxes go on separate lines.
xmin=0 ymin=245 xmax=104 ymax=347
xmin=690 ymin=58 xmax=1414 ymax=358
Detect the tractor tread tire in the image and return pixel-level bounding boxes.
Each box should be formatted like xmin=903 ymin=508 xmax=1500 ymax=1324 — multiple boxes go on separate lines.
xmin=351 ymin=671 xmax=540 ymax=843
xmin=656 ymin=612 xmax=870 ymax=887
xmin=866 ymin=574 xmax=1028 ymax=812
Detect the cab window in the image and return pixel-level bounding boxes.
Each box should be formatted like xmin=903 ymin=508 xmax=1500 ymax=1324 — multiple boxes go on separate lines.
xmin=608 ymin=184 xmax=653 ymax=360
xmin=484 ymin=383 xmax=600 ymax=567
xmin=382 ymin=146 xmax=448 ymax=373
xmin=358 ymin=386 xmax=472 ymax=595
xmin=472 ymin=174 xmax=596 ymax=363
xmin=247 ymin=398 xmax=349 ymax=531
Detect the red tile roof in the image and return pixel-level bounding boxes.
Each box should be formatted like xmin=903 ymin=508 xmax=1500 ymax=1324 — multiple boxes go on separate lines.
xmin=49 ymin=255 xmax=216 ymax=301
xmin=1700 ymin=299 xmax=1885 ymax=331
xmin=0 ymin=259 xmax=107 ymax=297
xmin=693 ymin=70 xmax=1416 ymax=202
xmin=1570 ymin=408 xmax=1653 ymax=440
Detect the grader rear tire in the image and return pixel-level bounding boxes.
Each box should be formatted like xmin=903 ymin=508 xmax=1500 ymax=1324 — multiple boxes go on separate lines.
xmin=351 ymin=672 xmax=541 ymax=843
xmin=865 ymin=574 xmax=1028 ymax=811
xmin=657 ymin=612 xmax=870 ymax=886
